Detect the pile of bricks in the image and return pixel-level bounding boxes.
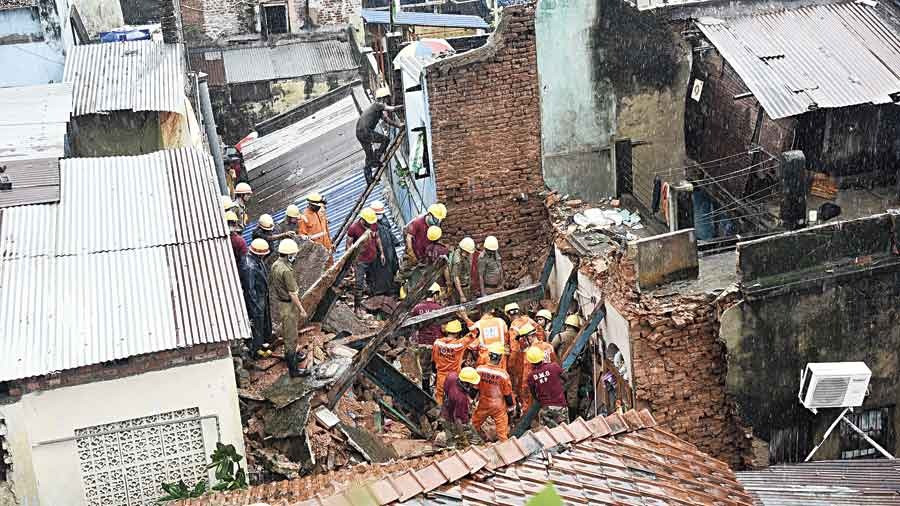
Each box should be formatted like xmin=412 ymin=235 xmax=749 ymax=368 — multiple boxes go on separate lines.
xmin=599 ymin=250 xmax=754 ymax=469
xmin=426 ymin=2 xmax=550 ymax=283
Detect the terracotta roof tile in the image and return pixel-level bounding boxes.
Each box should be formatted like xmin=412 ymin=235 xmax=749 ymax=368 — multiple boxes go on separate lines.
xmin=622 ymin=409 xmax=645 ymax=430
xmin=532 ymin=427 xmax=557 ymax=447
xmin=604 ymin=412 xmax=629 ymax=434
xmin=367 ymin=479 xmax=400 ymax=505
xmin=515 ymin=431 xmax=543 ymax=456
xmin=586 ymin=415 xmax=611 ymax=437
xmin=638 ymin=408 xmax=656 ymax=427
xmin=413 ymin=464 xmax=447 ymax=493
xmin=389 ymin=471 xmax=423 ymax=502
xmin=566 ymin=418 xmax=593 ymax=442
xmin=435 ymin=453 xmax=469 ymax=483
xmin=494 ymin=438 xmax=526 ymax=465
xmin=547 ymin=424 xmax=574 ymax=444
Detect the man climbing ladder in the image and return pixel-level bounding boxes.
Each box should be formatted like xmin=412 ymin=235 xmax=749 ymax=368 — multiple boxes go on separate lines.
xmin=356 ymin=87 xmax=404 ymax=184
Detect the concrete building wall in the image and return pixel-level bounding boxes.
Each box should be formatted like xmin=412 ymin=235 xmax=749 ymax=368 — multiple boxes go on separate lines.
xmin=426 ymin=2 xmax=550 ymax=282
xmin=0 ymin=0 xmax=70 ymax=87
xmin=75 ymin=0 xmax=124 ymax=36
xmin=535 ymin=0 xmax=615 ymax=201
xmin=0 ymin=357 xmax=245 ymax=506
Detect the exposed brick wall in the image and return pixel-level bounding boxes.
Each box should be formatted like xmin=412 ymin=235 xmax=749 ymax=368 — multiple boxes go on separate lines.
xmin=181 ymin=0 xmax=205 ymax=37
xmin=426 ymin=2 xmax=550 ymax=282
xmin=9 ymin=343 xmax=231 ymax=396
xmin=600 ymin=250 xmax=753 ymax=469
xmin=180 ymin=0 xmax=252 ymax=42
xmin=309 ymin=0 xmax=359 ymax=26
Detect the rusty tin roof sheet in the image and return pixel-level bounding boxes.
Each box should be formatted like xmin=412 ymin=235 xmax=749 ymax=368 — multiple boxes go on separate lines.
xmin=63 ymin=40 xmax=186 ymax=116
xmin=221 ymin=39 xmax=358 ymax=84
xmin=174 ymin=410 xmax=756 ymax=506
xmin=697 ymin=2 xmax=900 ymax=119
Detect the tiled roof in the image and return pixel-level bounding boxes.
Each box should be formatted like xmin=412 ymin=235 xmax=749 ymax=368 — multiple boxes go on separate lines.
xmin=175 ymin=410 xmax=755 ymax=506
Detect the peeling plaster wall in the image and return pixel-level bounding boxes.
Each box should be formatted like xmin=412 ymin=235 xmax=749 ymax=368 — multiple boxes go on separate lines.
xmin=727 ymin=214 xmax=900 ymax=463
xmin=536 ymin=0 xmax=614 ymax=201
xmin=535 ymin=1 xmax=690 ymax=204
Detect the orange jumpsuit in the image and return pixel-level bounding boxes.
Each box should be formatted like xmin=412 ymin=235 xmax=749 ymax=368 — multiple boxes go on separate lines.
xmin=517 ymin=340 xmax=558 ymax=413
xmin=507 ymin=316 xmax=544 ymax=399
xmin=467 ymin=315 xmax=508 ymax=368
xmin=471 ymin=364 xmax=513 ymax=441
xmin=432 ymin=332 xmax=477 ymax=404
xmin=298 ymin=207 xmax=332 ymax=251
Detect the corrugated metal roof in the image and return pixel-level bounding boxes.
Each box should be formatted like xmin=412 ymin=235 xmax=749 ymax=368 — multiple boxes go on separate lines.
xmin=221 ymin=39 xmax=358 ymax=84
xmin=240 ymin=86 xmax=402 ymax=258
xmin=697 ymin=2 xmax=900 ymax=119
xmin=63 ymin=40 xmax=186 ymax=116
xmin=0 ymin=147 xmax=248 ymax=382
xmin=737 ymin=459 xmax=900 ymax=506
xmin=0 ymin=148 xmax=225 ymax=259
xmin=189 ymin=50 xmax=226 ymax=87
xmin=0 ymin=83 xmax=72 ymax=208
xmin=361 ymin=9 xmax=489 ymax=29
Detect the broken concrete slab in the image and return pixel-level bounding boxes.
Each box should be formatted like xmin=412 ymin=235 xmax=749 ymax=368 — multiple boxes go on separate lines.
xmin=315 ymin=407 xmax=341 ymax=429
xmin=322 ymin=302 xmax=373 ymax=335
xmin=255 ymin=447 xmax=302 ymax=480
xmin=264 ymin=393 xmax=312 ymax=438
xmin=338 ymin=422 xmax=398 ymax=463
xmin=260 ymin=357 xmax=352 ymax=409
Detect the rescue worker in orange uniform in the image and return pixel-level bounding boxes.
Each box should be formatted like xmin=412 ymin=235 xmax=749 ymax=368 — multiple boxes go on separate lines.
xmin=431 ymin=319 xmax=477 ymax=404
xmin=472 ymin=343 xmax=515 ymax=442
xmin=515 ymin=323 xmax=558 ymax=414
xmin=297 ymin=192 xmax=333 ymax=252
xmin=504 ymin=302 xmax=544 ymax=399
xmin=462 ymin=310 xmax=509 ymax=368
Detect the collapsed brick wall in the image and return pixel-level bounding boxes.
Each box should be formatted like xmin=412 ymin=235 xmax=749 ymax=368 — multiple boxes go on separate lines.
xmin=601 ymin=250 xmax=754 ymax=469
xmin=426 ymin=2 xmax=550 ymax=282
xmin=180 ymin=0 xmax=252 ymax=42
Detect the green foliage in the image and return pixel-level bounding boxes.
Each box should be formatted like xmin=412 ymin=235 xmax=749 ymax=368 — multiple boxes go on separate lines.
xmin=525 ymin=484 xmax=564 ymax=506
xmin=158 ymin=443 xmax=247 ymax=503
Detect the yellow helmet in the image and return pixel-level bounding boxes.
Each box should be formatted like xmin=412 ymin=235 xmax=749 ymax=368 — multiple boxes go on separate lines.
xmin=427 ymin=203 xmax=447 ymax=221
xmin=307 ymin=192 xmax=324 ymax=203
xmin=526 ymin=346 xmax=546 ymax=364
xmin=459 ymin=237 xmax=475 ymax=254
xmin=399 ymin=285 xmax=407 ymax=300
xmin=487 ymin=342 xmax=506 ymax=356
xmin=427 ymin=225 xmax=442 ymax=242
xmin=235 ymin=182 xmax=252 ymax=195
xmin=565 ymin=314 xmax=581 ymax=327
xmin=221 ymin=195 xmax=236 ymax=210
xmin=517 ymin=322 xmax=536 ymax=337
xmin=484 ymin=235 xmax=499 ymax=251
xmin=459 ymin=367 xmax=480 ymax=385
xmin=286 ymin=204 xmax=301 ymax=218
xmin=278 ymin=238 xmax=299 ymax=255
xmin=536 ymin=309 xmax=552 ymax=321
xmin=225 ymin=211 xmax=239 ymax=223
xmin=428 ymin=282 xmax=441 ymax=294
xmin=445 ymin=319 xmax=463 ymax=334
xmin=504 ymin=302 xmax=520 ymax=314
xmin=258 ymin=214 xmax=275 ymax=230
xmin=360 ymin=208 xmax=377 ymax=224
xmin=250 ymin=238 xmax=270 ymax=255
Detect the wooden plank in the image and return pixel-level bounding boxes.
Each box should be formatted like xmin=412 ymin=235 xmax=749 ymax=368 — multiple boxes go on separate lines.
xmin=326 ymin=258 xmax=447 ymax=409
xmin=304 ymin=230 xmax=370 ymax=322
xmin=398 ymin=283 xmax=543 ymax=334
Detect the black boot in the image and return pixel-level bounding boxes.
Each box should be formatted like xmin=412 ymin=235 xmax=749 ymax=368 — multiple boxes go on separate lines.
xmin=421 ymin=375 xmax=431 ymax=395
xmin=285 ymin=352 xmax=301 ymax=378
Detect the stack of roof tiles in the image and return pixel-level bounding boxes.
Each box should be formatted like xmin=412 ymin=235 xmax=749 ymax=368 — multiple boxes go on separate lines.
xmin=175 ymin=409 xmax=756 ymax=506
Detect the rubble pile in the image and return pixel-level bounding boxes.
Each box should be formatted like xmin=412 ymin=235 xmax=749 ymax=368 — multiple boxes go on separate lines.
xmin=234 ymin=302 xmax=442 ymax=486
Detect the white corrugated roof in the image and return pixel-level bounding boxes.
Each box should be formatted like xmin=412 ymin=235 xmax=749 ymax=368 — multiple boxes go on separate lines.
xmin=0 ymin=148 xmax=249 ymax=382
xmin=63 ymin=41 xmax=186 ymax=116
xmin=221 ymin=39 xmax=358 ymax=84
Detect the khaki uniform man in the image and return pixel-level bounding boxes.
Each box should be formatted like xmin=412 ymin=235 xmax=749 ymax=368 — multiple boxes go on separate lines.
xmin=269 ymin=238 xmax=309 ymax=377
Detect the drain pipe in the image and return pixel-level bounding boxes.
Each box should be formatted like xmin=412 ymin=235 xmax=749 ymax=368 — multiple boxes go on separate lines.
xmin=198 ymin=72 xmax=227 ymax=194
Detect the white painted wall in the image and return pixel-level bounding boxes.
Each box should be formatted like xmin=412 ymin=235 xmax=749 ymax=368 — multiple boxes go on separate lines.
xmin=600 ymin=302 xmax=632 ymax=386
xmin=0 ymin=357 xmax=244 ymax=506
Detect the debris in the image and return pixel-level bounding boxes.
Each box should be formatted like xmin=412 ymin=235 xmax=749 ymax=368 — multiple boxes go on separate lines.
xmin=566 ymin=199 xmax=583 ymax=208
xmin=338 ymin=422 xmax=398 ymax=463
xmin=315 ymin=407 xmax=341 ymax=429
xmin=264 ymin=394 xmax=312 ymax=438
xmin=254 ymin=447 xmax=302 ymax=480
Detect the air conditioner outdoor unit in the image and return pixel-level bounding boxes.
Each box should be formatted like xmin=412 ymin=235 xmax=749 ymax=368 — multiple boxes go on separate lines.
xmin=798 ymin=362 xmax=871 ymax=411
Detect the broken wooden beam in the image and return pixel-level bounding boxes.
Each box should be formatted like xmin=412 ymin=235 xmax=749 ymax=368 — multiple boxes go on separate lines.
xmin=302 ymin=230 xmax=370 ymax=322
xmin=326 ymin=258 xmax=447 ymax=409
xmin=546 ymin=258 xmax=581 ymax=342
xmin=332 ymin=130 xmax=407 ymax=248
xmin=512 ymin=302 xmax=606 ymax=437
xmin=375 ymin=398 xmax=428 ymax=439
xmin=397 ymin=283 xmax=544 ymax=334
